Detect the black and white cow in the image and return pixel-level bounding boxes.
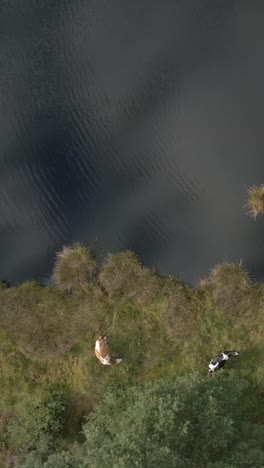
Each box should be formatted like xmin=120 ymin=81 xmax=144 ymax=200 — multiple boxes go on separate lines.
xmin=208 ymin=350 xmax=240 ymax=376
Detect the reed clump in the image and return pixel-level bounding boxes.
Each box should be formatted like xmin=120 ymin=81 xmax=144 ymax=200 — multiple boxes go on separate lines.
xmin=52 ymin=243 xmax=97 ymax=292
xmin=208 ymin=262 xmax=251 ymax=314
xmin=246 ymin=185 xmax=264 ymax=219
xmin=99 ymin=251 xmax=161 ymax=306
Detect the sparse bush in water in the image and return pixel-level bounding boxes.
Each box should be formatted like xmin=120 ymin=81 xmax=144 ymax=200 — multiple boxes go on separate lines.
xmin=52 ymin=243 xmax=97 ymax=292
xmin=210 ymin=262 xmax=250 ymax=289
xmin=246 ymin=185 xmax=264 ymax=219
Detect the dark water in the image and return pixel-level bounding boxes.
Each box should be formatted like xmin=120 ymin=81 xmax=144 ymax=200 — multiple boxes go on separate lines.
xmin=1 ymin=0 xmax=264 ymax=285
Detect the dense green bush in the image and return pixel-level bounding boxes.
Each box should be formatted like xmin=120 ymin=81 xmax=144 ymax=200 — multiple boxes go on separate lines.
xmin=81 ymin=374 xmax=264 ymax=467
xmin=7 ymin=390 xmax=65 ymax=454
xmin=16 ymin=375 xmax=264 ymax=467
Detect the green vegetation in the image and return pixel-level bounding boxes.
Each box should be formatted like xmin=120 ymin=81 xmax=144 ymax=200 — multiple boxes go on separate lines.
xmin=15 ymin=375 xmax=264 ymax=467
xmin=246 ymin=185 xmax=264 ymax=219
xmin=6 ymin=390 xmax=65 ymax=455
xmin=1 ymin=244 xmax=264 ymax=466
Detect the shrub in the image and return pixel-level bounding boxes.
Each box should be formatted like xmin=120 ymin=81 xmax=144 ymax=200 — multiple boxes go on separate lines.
xmin=52 ymin=243 xmax=97 ymax=292
xmin=246 ymin=185 xmax=264 ymax=219
xmin=13 ymin=375 xmax=264 ymax=467
xmin=15 ymin=444 xmax=83 ymax=468
xmin=79 ymin=374 xmax=264 ymax=467
xmin=7 ymin=390 xmax=65 ymax=454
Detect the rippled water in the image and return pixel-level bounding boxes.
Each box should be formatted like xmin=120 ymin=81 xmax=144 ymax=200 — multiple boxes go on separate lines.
xmin=1 ymin=1 xmax=264 ymax=285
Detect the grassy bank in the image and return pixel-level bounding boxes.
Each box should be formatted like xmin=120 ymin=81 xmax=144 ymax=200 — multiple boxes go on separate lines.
xmin=1 ymin=246 xmax=264 ymax=465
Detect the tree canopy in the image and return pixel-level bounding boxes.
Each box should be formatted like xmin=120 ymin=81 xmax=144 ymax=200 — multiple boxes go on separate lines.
xmin=17 ymin=374 xmax=264 ymax=467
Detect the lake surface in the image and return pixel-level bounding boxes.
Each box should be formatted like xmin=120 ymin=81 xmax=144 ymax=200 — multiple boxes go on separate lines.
xmin=1 ymin=0 xmax=264 ymax=285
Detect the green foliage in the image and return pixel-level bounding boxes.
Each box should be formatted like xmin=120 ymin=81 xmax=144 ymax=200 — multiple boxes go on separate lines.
xmin=52 ymin=243 xmax=97 ymax=292
xmin=81 ymin=374 xmax=263 ymax=467
xmin=17 ymin=375 xmax=264 ymax=467
xmin=16 ymin=444 xmax=83 ymax=468
xmin=6 ymin=390 xmax=65 ymax=453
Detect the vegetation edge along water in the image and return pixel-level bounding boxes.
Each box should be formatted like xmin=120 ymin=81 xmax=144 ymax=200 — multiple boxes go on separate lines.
xmin=0 ymin=243 xmax=264 ymax=467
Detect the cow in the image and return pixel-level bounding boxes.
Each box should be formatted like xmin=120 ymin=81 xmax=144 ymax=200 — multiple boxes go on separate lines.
xmin=95 ymin=335 xmax=122 ymax=366
xmin=208 ymin=350 xmax=241 ymax=376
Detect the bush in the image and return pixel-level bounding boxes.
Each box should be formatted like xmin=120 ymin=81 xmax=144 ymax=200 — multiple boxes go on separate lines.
xmin=83 ymin=375 xmax=264 ymax=466
xmin=13 ymin=375 xmax=264 ymax=467
xmin=16 ymin=444 xmax=83 ymax=468
xmin=7 ymin=390 xmax=65 ymax=454
xmin=52 ymin=243 xmax=97 ymax=292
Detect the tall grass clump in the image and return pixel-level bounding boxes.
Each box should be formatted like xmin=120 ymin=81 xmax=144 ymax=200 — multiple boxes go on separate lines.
xmin=99 ymin=251 xmax=161 ymax=306
xmin=246 ymin=185 xmax=264 ymax=219
xmin=52 ymin=243 xmax=97 ymax=292
xmin=208 ymin=261 xmax=251 ymax=313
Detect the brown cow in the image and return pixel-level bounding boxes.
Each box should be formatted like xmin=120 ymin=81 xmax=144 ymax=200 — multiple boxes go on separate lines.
xmin=95 ymin=336 xmax=122 ymax=366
